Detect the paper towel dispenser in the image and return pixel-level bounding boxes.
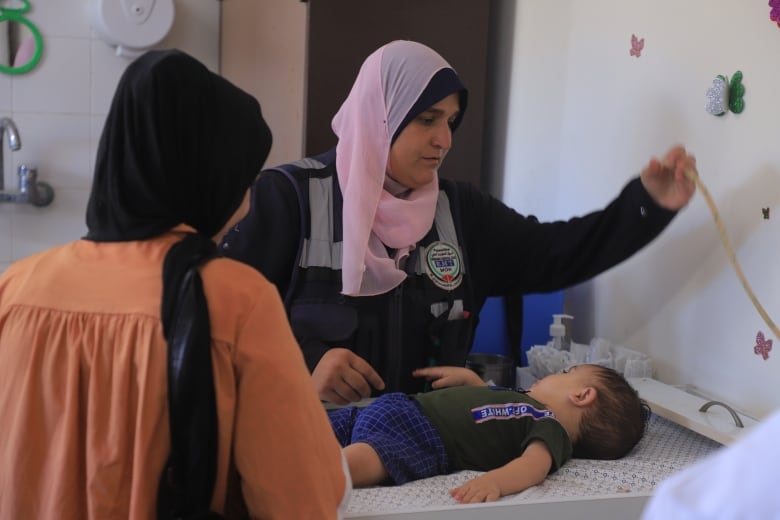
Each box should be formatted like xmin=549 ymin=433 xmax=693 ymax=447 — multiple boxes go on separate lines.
xmin=91 ymin=0 xmax=175 ymax=58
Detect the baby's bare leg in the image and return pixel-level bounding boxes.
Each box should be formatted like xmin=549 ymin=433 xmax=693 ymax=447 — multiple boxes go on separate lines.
xmin=343 ymin=442 xmax=389 ymax=486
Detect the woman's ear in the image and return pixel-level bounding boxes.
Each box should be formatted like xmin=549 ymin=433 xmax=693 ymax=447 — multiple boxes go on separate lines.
xmin=569 ymin=386 xmax=598 ymax=408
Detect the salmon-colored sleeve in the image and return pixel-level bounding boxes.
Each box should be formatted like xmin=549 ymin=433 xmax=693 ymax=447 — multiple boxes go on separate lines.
xmin=231 ymin=281 xmax=350 ymax=518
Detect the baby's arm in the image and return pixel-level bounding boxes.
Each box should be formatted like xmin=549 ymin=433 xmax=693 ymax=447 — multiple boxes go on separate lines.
xmin=449 ymin=440 xmax=552 ymax=503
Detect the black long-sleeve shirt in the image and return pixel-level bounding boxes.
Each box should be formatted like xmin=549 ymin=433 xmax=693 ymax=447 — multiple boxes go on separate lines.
xmin=221 ymin=159 xmax=677 ymax=392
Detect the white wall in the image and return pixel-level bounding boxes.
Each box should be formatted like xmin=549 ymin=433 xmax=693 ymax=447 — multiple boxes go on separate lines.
xmin=0 ymin=0 xmax=219 ymax=272
xmin=500 ymin=0 xmax=780 ymax=419
xmin=492 ymin=1 xmax=572 ymax=215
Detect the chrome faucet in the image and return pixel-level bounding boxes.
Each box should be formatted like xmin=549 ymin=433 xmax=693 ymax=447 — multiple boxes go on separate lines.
xmin=0 ymin=118 xmax=55 ymax=207
xmin=0 ymin=117 xmax=22 ymax=192
xmin=0 ymin=164 xmax=55 ymax=206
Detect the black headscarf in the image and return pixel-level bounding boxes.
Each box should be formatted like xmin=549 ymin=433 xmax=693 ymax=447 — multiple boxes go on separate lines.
xmin=84 ymin=49 xmax=272 ymax=518
xmin=85 ymin=48 xmax=270 ymax=240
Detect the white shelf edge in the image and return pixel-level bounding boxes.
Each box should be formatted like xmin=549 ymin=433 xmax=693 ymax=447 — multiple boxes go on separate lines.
xmin=628 ymin=377 xmax=760 ymax=445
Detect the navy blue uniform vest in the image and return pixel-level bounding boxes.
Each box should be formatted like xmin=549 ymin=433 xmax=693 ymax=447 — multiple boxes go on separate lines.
xmin=271 ymin=155 xmax=477 ymax=395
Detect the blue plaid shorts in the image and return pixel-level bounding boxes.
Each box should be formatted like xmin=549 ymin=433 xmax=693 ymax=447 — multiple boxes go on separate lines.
xmin=328 ymin=393 xmax=449 ymax=484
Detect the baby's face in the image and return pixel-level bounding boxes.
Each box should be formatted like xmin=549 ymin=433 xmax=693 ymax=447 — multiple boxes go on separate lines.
xmin=529 ymin=364 xmax=599 ymax=401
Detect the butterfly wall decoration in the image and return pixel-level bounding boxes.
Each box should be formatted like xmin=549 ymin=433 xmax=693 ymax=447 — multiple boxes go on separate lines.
xmin=762 ymin=207 xmax=770 ymax=220
xmin=705 ymin=71 xmax=746 ymax=116
xmin=770 ymin=0 xmax=780 ymax=27
xmin=754 ymin=331 xmax=773 ymax=360
xmin=630 ymin=34 xmax=644 ymax=57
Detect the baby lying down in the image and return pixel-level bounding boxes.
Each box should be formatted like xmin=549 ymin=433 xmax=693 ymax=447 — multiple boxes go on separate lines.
xmin=345 ymin=412 xmax=723 ymax=516
xmin=329 ymin=364 xmax=648 ymax=503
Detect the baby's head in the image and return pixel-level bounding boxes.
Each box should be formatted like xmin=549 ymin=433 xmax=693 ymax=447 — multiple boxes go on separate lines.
xmin=528 ymin=363 xmax=650 ymax=460
xmin=573 ymin=364 xmax=650 ymax=459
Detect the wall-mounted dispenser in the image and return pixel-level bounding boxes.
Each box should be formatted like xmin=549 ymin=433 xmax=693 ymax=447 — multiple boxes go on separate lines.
xmin=91 ymin=0 xmax=175 ymax=59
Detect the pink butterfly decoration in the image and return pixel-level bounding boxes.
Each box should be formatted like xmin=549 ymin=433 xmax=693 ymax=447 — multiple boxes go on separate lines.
xmin=754 ymin=330 xmax=773 ymax=360
xmin=770 ymin=0 xmax=780 ymax=27
xmin=630 ymin=34 xmax=644 ymax=57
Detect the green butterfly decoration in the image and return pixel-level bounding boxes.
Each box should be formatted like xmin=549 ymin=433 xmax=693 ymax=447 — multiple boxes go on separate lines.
xmin=705 ymin=70 xmax=745 ymax=116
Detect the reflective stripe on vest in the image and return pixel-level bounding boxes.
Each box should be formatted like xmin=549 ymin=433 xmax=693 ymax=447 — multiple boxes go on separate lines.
xmin=300 ymin=178 xmax=464 ymax=278
xmin=299 ymin=176 xmax=343 ymax=269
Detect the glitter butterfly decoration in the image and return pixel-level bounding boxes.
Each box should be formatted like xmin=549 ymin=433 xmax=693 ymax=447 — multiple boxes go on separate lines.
xmin=705 ymin=71 xmax=745 ymax=116
xmin=770 ymin=0 xmax=780 ymax=28
xmin=630 ymin=34 xmax=644 ymax=57
xmin=754 ymin=331 xmax=773 ymax=360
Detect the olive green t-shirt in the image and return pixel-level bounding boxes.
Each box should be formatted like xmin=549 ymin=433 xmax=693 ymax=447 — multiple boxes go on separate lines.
xmin=414 ymin=386 xmax=572 ymax=473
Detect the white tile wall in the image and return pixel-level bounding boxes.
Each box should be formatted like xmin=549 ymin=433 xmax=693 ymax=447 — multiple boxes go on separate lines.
xmin=0 ymin=200 xmax=11 ymax=268
xmin=90 ymin=40 xmax=131 ymax=115
xmin=0 ymin=74 xmax=10 ymax=111
xmin=0 ymin=0 xmax=220 ymax=273
xmin=13 ymin=37 xmax=92 ymax=114
xmin=35 ymin=2 xmax=93 ymax=38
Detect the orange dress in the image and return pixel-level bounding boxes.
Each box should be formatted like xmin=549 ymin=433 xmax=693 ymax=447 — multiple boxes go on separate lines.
xmin=0 ymin=228 xmax=349 ymax=519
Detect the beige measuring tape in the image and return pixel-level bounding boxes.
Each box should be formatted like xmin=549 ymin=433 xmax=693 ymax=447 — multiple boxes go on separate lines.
xmin=685 ymin=169 xmax=779 ymax=340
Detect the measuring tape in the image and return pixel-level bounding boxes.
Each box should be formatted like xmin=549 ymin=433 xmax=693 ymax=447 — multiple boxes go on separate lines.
xmin=685 ymin=169 xmax=779 ymax=340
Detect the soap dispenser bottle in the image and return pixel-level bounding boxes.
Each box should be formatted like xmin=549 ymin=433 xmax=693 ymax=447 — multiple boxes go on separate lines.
xmin=549 ymin=314 xmax=573 ymax=351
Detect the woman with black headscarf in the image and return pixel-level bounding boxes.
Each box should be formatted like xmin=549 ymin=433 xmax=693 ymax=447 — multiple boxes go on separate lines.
xmin=0 ymin=49 xmax=350 ymax=519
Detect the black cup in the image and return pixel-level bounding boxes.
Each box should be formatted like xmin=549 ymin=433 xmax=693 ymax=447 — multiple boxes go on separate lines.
xmin=466 ymin=353 xmax=516 ymax=388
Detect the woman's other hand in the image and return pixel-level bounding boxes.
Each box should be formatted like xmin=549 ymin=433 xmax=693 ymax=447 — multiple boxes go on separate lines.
xmin=312 ymin=348 xmax=385 ymax=405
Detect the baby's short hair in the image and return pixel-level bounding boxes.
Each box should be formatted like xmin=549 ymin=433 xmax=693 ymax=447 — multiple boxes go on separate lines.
xmin=573 ymin=364 xmax=651 ymax=459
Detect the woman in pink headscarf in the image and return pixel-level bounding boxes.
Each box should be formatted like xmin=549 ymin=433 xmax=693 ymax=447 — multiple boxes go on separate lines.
xmin=223 ymin=40 xmax=697 ymax=405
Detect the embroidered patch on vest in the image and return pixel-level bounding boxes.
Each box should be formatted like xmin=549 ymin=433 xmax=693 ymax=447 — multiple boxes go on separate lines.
xmin=424 ymin=241 xmax=463 ymax=290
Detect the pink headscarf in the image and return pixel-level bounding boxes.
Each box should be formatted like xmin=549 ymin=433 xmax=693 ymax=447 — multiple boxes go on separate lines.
xmin=332 ymin=40 xmax=461 ymax=296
